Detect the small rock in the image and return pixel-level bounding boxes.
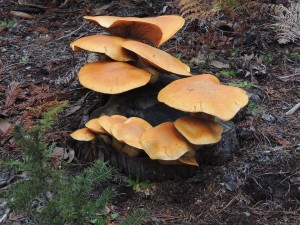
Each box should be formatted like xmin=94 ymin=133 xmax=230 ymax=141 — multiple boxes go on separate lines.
xmin=261 ymin=114 xmax=275 ymax=122
xmin=243 ymin=212 xmax=251 ymax=217
xmin=275 ymin=115 xmax=285 ymax=123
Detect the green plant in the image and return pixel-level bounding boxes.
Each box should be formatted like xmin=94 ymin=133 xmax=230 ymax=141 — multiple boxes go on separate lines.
xmin=247 ymin=101 xmax=265 ymax=116
xmin=228 ymin=81 xmax=260 ymax=89
xmin=208 ymin=52 xmax=216 ymax=61
xmin=127 ymin=173 xmax=151 ymax=192
xmin=176 ymin=52 xmax=183 ymax=60
xmin=228 ymin=48 xmax=240 ymax=57
xmin=0 ymin=19 xmax=16 ymax=28
xmin=262 ymin=54 xmax=274 ymax=66
xmin=19 ymin=56 xmax=29 ymax=64
xmin=120 ymin=209 xmax=149 ymax=225
xmin=2 ymin=102 xmax=149 ymax=225
xmin=2 ymin=102 xmax=115 ymax=225
xmin=286 ymin=50 xmax=300 ymax=63
xmin=219 ymin=69 xmax=237 ymax=77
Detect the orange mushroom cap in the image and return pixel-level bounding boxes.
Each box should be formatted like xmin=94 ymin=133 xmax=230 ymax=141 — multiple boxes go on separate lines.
xmin=98 ymin=115 xmax=127 ymax=135
xmin=111 ymin=117 xmax=153 ymax=149
xmin=178 ymin=156 xmax=199 ymax=167
xmin=70 ymin=35 xmax=133 ymax=61
xmin=70 ymin=128 xmax=96 ymax=141
xmin=85 ymin=118 xmax=108 ymax=133
xmin=174 ymin=116 xmax=224 ymax=145
xmin=78 ymin=62 xmax=152 ymax=94
xmin=140 ymin=122 xmax=194 ymax=160
xmin=158 ymin=74 xmax=249 ymax=121
xmin=122 ymin=40 xmax=191 ymax=76
xmin=83 ymin=15 xmax=185 ymax=47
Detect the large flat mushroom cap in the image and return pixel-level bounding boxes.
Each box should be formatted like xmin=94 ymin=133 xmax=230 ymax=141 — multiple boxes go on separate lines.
xmin=140 ymin=122 xmax=194 ymax=160
xmin=85 ymin=118 xmax=108 ymax=133
xmin=78 ymin=62 xmax=151 ymax=94
xmin=122 ymin=40 xmax=191 ymax=76
xmin=98 ymin=115 xmax=127 ymax=135
xmin=158 ymin=74 xmax=249 ymax=121
xmin=70 ymin=128 xmax=95 ymax=141
xmin=83 ymin=15 xmax=185 ymax=47
xmin=111 ymin=117 xmax=153 ymax=149
xmin=70 ymin=35 xmax=133 ymax=61
xmin=174 ymin=116 xmax=224 ymax=145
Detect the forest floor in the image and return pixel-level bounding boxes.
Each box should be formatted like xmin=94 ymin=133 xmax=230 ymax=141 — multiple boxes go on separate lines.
xmin=0 ymin=0 xmax=299 ymax=224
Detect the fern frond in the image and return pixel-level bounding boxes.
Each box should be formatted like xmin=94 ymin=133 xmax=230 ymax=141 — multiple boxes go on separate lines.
xmin=176 ymin=0 xmax=214 ymax=21
xmin=272 ymin=2 xmax=300 ymax=44
xmin=246 ymin=1 xmax=290 ymax=18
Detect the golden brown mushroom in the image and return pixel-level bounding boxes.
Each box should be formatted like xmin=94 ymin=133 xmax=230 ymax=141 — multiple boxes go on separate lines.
xmin=98 ymin=115 xmax=127 ymax=135
xmin=158 ymin=74 xmax=249 ymax=121
xmin=70 ymin=35 xmax=134 ymax=61
xmin=174 ymin=116 xmax=224 ymax=145
xmin=85 ymin=118 xmax=108 ymax=133
xmin=122 ymin=40 xmax=191 ymax=76
xmin=111 ymin=117 xmax=153 ymax=149
xmin=70 ymin=128 xmax=96 ymax=141
xmin=140 ymin=122 xmax=194 ymax=160
xmin=85 ymin=118 xmax=111 ymax=144
xmin=78 ymin=62 xmax=152 ymax=94
xmin=83 ymin=15 xmax=185 ymax=47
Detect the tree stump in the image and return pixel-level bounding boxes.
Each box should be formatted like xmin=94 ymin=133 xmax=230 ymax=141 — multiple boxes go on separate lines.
xmin=77 ymin=74 xmax=239 ymax=180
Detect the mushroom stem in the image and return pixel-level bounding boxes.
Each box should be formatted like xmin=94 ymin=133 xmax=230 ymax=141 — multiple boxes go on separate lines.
xmin=121 ymin=145 xmax=140 ymax=157
xmin=134 ymin=59 xmax=160 ymax=84
xmin=144 ymin=67 xmax=160 ymax=84
xmin=112 ymin=137 xmax=125 ymax=152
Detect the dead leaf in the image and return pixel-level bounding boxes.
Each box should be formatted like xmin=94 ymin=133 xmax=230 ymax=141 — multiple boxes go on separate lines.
xmin=93 ymin=1 xmax=115 ymax=15
xmin=0 ymin=25 xmax=5 ymax=33
xmin=0 ymin=118 xmax=12 ymax=134
xmin=190 ymin=57 xmax=206 ymax=66
xmin=210 ymin=60 xmax=230 ymax=69
xmin=35 ymin=26 xmax=49 ymax=33
xmin=66 ymin=145 xmax=75 ymax=163
xmin=50 ymin=146 xmax=75 ymax=168
xmin=5 ymin=82 xmax=21 ymax=108
xmin=62 ymin=105 xmax=81 ymax=118
xmin=10 ymin=11 xmax=34 ymax=19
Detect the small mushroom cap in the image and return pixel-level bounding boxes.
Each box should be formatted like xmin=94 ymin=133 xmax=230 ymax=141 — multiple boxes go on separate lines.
xmin=174 ymin=116 xmax=224 ymax=145
xmin=85 ymin=118 xmax=108 ymax=133
xmin=178 ymin=156 xmax=199 ymax=167
xmin=98 ymin=115 xmax=127 ymax=135
xmin=70 ymin=35 xmax=133 ymax=61
xmin=158 ymin=74 xmax=249 ymax=121
xmin=122 ymin=40 xmax=191 ymax=76
xmin=111 ymin=117 xmax=153 ymax=149
xmin=70 ymin=128 xmax=96 ymax=141
xmin=83 ymin=15 xmax=185 ymax=47
xmin=140 ymin=122 xmax=194 ymax=160
xmin=78 ymin=62 xmax=152 ymax=94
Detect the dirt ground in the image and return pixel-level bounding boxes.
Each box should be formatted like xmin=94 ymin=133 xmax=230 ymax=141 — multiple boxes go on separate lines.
xmin=0 ymin=0 xmax=299 ymax=224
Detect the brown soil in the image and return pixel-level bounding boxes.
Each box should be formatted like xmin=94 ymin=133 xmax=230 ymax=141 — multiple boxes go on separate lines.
xmin=0 ymin=0 xmax=299 ymax=224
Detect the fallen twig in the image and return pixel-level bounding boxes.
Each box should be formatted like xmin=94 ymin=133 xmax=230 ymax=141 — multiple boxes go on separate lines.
xmin=217 ymin=195 xmax=239 ymax=214
xmin=56 ymin=21 xmax=87 ymax=41
xmin=286 ymin=102 xmax=300 ymax=115
xmin=279 ymin=73 xmax=300 ymax=79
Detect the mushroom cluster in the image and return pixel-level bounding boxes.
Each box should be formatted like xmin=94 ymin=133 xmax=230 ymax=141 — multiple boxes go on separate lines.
xmin=70 ymin=15 xmax=249 ymax=168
